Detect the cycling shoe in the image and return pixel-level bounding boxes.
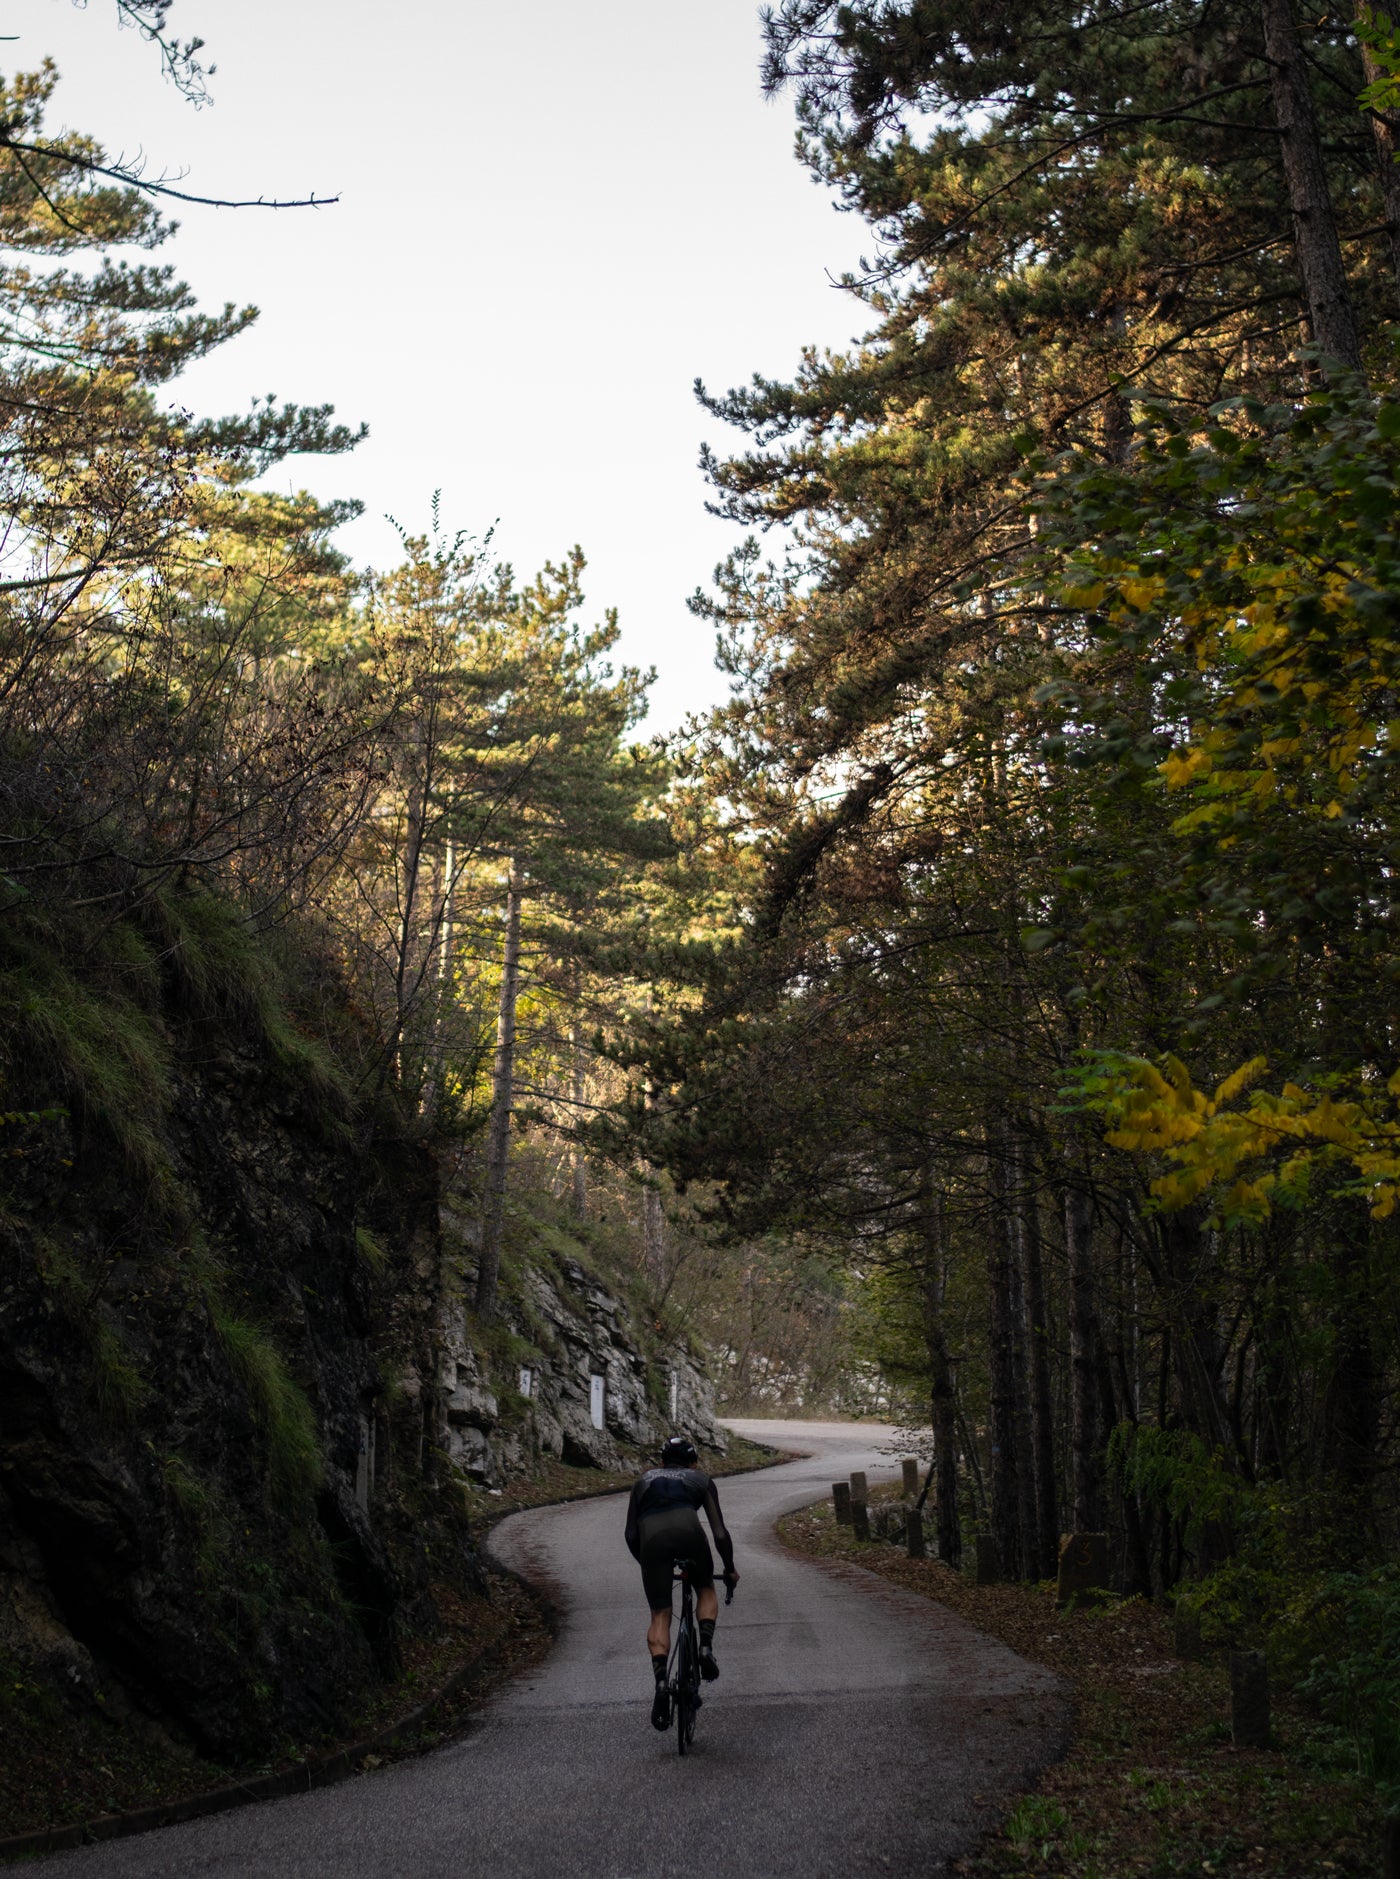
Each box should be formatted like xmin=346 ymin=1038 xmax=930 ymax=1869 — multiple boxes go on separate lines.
xmin=700 ymin=1648 xmax=720 ymax=1682
xmin=651 ymin=1685 xmax=671 ymax=1730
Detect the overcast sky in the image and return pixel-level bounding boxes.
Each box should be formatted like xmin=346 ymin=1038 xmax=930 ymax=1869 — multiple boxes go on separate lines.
xmin=9 ymin=0 xmax=868 ymax=732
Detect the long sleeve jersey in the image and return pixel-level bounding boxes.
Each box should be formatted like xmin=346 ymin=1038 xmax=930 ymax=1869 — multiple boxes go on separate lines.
xmin=624 ymin=1465 xmax=735 ymax=1572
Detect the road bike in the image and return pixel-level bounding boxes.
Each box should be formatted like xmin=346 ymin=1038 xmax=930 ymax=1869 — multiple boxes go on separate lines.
xmin=667 ymin=1565 xmax=734 ymax=1756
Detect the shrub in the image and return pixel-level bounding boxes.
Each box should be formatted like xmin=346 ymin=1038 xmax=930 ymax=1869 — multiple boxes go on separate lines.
xmin=1294 ymin=1568 xmax=1400 ymax=1816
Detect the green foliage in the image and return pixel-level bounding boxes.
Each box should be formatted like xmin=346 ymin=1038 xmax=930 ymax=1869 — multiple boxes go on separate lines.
xmin=28 ymin=1235 xmax=150 ymax=1422
xmin=153 ymin=888 xmax=279 ymax=1022
xmin=1110 ymin=1426 xmax=1248 ymax=1542
xmin=0 ymin=919 xmax=171 ymax=1182
xmin=353 ymin=1227 xmax=387 ymax=1274
xmin=89 ymin=1320 xmax=150 ymax=1425
xmin=1004 ymin=1795 xmax=1090 ymax=1864
xmin=1358 ymin=5 xmax=1400 ymax=113
xmin=0 ymin=888 xmax=358 ymax=1190
xmin=162 ymin=1454 xmax=229 ymax=1580
xmin=1116 ymin=1425 xmax=1400 ymax=1811
xmin=1028 ymin=373 xmax=1400 ymax=1028
xmin=1296 ymin=1569 xmax=1400 ymax=1815
xmin=151 ymin=890 xmax=353 ymax=1116
xmin=209 ymin=1302 xmax=323 ymax=1508
xmin=1185 ymin=1552 xmax=1400 ymax=1815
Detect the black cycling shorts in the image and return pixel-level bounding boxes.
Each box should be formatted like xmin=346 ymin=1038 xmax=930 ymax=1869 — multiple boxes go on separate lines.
xmin=638 ymin=1508 xmax=714 ymax=1611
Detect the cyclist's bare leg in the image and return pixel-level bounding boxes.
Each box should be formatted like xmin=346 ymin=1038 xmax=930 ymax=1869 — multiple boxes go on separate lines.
xmin=646 ymin=1605 xmax=673 ymax=1728
xmin=696 ymin=1587 xmax=718 ymax=1623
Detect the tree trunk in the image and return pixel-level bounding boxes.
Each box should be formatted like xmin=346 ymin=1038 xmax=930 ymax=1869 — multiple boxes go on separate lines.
xmin=391 ymin=781 xmax=428 ymax=1090
xmin=1322 ymin=1208 xmax=1380 ymax=1544
xmin=419 ymin=837 xmax=456 ymax=1124
xmin=954 ymin=1383 xmax=989 ymax=1527
xmin=986 ymin=1129 xmax=1028 ymax=1579
xmin=642 ymin=1181 xmax=665 ymax=1288
xmin=1014 ymin=1132 xmax=1059 ymax=1578
xmin=570 ymin=1012 xmax=588 ymax=1219
xmin=1159 ymin=1210 xmax=1236 ymax=1462
xmin=639 ymin=1029 xmax=665 ymax=1286
xmin=1065 ymin=1180 xmax=1105 ymax=1529
xmin=919 ymin=1168 xmax=962 ymax=1567
xmin=475 ymin=859 xmax=525 ymax=1323
xmin=1356 ymin=3 xmax=1400 ymax=300
xmin=438 ymin=837 xmax=456 ymax=986
xmin=1260 ymin=0 xmax=1364 ymax=372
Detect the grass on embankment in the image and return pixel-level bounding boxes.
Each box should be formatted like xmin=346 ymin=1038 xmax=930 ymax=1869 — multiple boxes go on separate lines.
xmin=779 ymin=1487 xmax=1379 ymax=1879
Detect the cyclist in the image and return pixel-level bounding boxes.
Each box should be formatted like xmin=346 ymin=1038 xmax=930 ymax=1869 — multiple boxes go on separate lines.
xmin=624 ymin=1434 xmax=739 ymax=1729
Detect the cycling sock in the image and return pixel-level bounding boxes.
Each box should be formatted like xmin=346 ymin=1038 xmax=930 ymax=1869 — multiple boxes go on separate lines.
xmin=651 ymin=1653 xmax=668 ymax=1682
xmin=699 ymin=1619 xmax=716 ymax=1649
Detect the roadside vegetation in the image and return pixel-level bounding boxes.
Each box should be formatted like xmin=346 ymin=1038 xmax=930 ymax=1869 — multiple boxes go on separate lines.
xmin=782 ymin=1489 xmax=1379 ymax=1877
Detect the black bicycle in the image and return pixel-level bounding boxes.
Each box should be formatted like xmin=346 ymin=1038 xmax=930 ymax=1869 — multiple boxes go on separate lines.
xmin=667 ymin=1566 xmax=734 ymax=1756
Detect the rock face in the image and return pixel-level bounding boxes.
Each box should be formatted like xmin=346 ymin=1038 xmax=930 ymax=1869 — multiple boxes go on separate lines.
xmin=437 ymin=1211 xmax=723 ymax=1485
xmin=0 ymin=1037 xmax=440 ymax=1762
xmin=0 ymin=980 xmax=719 ymax=1766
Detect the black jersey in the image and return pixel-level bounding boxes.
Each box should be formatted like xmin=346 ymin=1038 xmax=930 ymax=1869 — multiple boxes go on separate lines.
xmin=624 ymin=1465 xmax=734 ymax=1572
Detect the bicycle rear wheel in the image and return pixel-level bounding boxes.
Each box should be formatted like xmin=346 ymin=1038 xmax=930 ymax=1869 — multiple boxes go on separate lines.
xmin=676 ymin=1624 xmax=699 ymax=1754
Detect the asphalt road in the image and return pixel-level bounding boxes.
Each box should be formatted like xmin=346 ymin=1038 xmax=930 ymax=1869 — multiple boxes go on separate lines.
xmin=38 ymin=1418 xmax=1066 ymax=1877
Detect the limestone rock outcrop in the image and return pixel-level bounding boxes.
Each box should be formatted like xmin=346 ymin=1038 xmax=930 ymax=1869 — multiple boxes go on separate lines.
xmin=437 ymin=1213 xmax=722 ymax=1483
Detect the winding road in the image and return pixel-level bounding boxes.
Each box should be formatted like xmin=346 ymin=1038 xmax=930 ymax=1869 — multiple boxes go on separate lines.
xmin=37 ymin=1419 xmax=1065 ymax=1877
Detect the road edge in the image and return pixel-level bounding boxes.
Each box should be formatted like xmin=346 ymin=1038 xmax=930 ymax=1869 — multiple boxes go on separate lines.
xmin=0 ymin=1442 xmax=795 ymax=1865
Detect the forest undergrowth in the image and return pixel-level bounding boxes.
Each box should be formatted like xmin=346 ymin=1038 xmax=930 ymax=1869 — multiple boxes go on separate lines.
xmin=781 ymin=1490 xmax=1378 ymax=1878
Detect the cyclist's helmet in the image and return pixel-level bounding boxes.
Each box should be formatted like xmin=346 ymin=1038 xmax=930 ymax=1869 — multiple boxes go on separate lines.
xmin=661 ymin=1434 xmax=698 ymax=1467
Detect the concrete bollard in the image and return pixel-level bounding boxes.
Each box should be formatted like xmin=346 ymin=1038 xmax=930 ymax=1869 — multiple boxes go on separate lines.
xmin=832 ymin=1481 xmax=852 ymax=1525
xmin=1230 ymin=1649 xmax=1270 ymax=1748
xmin=1056 ymin=1532 xmax=1109 ymax=1610
xmin=852 ymin=1499 xmax=871 ymax=1541
xmin=902 ymin=1458 xmax=920 ymax=1497
xmin=849 ymin=1470 xmax=868 ymax=1507
xmin=906 ymin=1508 xmax=926 ymax=1558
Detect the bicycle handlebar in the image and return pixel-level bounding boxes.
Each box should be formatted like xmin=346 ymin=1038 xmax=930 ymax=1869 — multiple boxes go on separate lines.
xmin=670 ymin=1565 xmax=738 ymax=1605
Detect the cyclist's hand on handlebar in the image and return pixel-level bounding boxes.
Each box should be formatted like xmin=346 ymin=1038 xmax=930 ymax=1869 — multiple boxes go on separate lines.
xmin=723 ymin=1567 xmax=739 ymax=1602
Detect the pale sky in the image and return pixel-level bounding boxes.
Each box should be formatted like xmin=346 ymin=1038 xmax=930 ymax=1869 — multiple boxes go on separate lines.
xmin=8 ymin=0 xmax=868 ymax=732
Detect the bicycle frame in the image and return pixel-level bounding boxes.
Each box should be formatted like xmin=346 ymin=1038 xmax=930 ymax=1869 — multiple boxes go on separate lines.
xmin=666 ymin=1565 xmax=735 ymax=1756
xmin=668 ymin=1566 xmax=701 ymax=1755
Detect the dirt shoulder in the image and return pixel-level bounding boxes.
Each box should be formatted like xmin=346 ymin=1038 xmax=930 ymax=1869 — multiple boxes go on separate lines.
xmin=779 ymin=1490 xmax=1379 ymax=1878
xmin=463 ymin=1429 xmax=786 ymax=1526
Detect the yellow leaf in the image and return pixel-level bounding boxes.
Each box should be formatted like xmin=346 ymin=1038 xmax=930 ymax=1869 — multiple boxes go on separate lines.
xmin=1161 ymin=747 xmax=1213 ymax=789
xmin=1120 ymin=579 xmax=1159 ymax=611
xmin=1214 ymin=1057 xmax=1268 ymax=1106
